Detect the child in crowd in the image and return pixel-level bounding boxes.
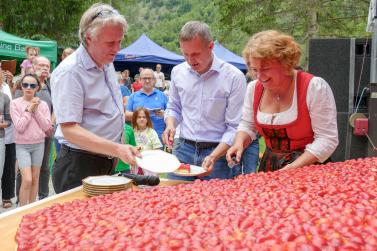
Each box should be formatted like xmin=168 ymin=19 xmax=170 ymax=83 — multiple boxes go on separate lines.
xmin=20 ymin=46 xmax=39 ymax=76
xmin=114 ymin=123 xmax=137 ymax=174
xmin=131 ymin=107 xmax=162 ymax=175
xmin=10 ymin=74 xmax=51 ymax=206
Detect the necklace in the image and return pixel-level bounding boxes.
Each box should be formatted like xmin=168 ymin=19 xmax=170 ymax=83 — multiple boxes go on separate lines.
xmin=275 ymin=75 xmax=294 ymax=102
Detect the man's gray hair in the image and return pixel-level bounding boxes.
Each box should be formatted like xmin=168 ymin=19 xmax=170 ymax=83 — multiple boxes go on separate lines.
xmin=32 ymin=56 xmax=50 ymax=66
xmin=79 ymin=3 xmax=128 ymax=47
xmin=179 ymin=21 xmax=213 ymax=43
xmin=140 ymin=68 xmax=156 ymax=79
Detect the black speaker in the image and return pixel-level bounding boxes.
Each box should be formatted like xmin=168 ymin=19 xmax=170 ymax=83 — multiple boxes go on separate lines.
xmin=308 ymin=38 xmax=371 ymax=161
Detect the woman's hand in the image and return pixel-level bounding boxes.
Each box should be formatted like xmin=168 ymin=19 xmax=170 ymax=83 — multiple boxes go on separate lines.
xmin=226 ymin=131 xmax=252 ymax=167
xmin=279 ymin=163 xmax=296 ymax=171
xmin=226 ymin=144 xmax=244 ymax=167
xmin=31 ymin=97 xmax=40 ymax=104
xmin=28 ymin=97 xmax=40 ymax=112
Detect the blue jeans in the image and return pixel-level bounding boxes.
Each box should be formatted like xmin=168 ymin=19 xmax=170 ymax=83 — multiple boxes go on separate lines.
xmin=231 ymin=139 xmax=259 ymax=176
xmin=167 ymin=139 xmax=232 ymax=181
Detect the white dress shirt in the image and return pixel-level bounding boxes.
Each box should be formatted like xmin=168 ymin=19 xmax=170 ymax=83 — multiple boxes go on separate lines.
xmin=165 ymin=55 xmax=246 ymax=146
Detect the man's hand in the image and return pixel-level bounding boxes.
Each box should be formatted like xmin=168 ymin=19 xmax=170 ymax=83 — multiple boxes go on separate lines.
xmin=198 ymin=155 xmax=216 ymax=177
xmin=162 ymin=125 xmax=175 ymax=149
xmin=115 ymin=144 xmax=141 ymax=166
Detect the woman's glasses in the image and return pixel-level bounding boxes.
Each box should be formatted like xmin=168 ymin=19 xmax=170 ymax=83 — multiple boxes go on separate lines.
xmin=22 ymin=83 xmax=38 ymax=89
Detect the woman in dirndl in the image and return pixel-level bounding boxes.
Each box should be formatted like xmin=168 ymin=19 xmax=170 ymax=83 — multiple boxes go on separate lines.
xmin=227 ymin=30 xmax=338 ymax=172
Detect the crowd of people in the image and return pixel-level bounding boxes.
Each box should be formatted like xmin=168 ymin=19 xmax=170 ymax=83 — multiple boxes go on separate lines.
xmin=0 ymin=2 xmax=339 ymax=209
xmin=0 ymin=47 xmax=74 ymax=208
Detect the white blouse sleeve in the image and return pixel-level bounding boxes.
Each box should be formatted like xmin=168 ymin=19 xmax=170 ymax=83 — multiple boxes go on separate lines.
xmin=305 ymin=77 xmax=339 ymax=162
xmin=237 ymin=81 xmax=258 ymax=141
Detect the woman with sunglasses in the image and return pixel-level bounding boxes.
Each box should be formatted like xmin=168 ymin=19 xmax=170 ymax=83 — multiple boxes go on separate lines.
xmin=10 ymin=74 xmax=51 ymax=206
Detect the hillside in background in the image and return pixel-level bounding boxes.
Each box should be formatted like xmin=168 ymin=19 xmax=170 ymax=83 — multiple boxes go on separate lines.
xmin=120 ymin=0 xmax=249 ymax=55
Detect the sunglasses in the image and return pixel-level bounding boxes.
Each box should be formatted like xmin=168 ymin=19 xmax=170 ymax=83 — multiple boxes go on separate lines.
xmin=90 ymin=9 xmax=118 ymax=23
xmin=22 ymin=83 xmax=38 ymax=89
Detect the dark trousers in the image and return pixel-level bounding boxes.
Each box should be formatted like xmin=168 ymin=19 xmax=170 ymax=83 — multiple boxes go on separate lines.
xmin=52 ymin=145 xmax=114 ymax=194
xmin=16 ymin=137 xmax=52 ymax=201
xmin=1 ymin=143 xmax=16 ymax=200
xmin=39 ymin=137 xmax=52 ymax=199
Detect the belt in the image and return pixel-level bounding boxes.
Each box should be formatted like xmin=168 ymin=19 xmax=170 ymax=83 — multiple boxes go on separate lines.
xmin=61 ymin=144 xmax=114 ymax=160
xmin=180 ymin=138 xmax=218 ymax=149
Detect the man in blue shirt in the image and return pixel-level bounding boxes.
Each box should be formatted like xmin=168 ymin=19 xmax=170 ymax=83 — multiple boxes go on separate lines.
xmin=163 ymin=21 xmax=247 ymax=180
xmin=126 ymin=68 xmax=168 ymax=142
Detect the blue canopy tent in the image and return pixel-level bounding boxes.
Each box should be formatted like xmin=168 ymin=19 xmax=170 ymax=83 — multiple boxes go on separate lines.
xmin=114 ymin=35 xmax=247 ymax=77
xmin=213 ymin=41 xmax=247 ymax=71
xmin=114 ymin=34 xmax=184 ymax=78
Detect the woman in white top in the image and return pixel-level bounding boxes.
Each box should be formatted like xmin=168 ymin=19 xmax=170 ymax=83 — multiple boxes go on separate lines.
xmin=226 ymin=30 xmax=338 ymax=172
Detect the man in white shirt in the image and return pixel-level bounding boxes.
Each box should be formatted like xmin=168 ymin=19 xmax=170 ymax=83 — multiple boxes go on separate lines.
xmin=163 ymin=21 xmax=246 ymax=180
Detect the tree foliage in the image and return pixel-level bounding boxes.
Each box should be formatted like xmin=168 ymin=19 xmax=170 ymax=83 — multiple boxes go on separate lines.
xmin=214 ymin=0 xmax=370 ymax=40
xmin=0 ymin=0 xmax=134 ymax=48
xmin=0 ymin=0 xmax=371 ymax=60
xmin=0 ymin=0 xmax=95 ymax=47
xmin=213 ymin=0 xmax=370 ymax=65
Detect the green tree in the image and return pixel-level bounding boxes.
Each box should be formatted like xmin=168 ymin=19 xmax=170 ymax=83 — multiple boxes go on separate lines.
xmin=214 ymin=0 xmax=370 ymax=64
xmin=0 ymin=0 xmax=95 ymax=47
xmin=0 ymin=0 xmax=135 ymax=48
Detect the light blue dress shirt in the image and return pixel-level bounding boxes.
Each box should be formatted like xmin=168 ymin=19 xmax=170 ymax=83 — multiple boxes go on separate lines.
xmin=51 ymin=45 xmax=124 ymax=149
xmin=165 ymin=55 xmax=246 ymax=146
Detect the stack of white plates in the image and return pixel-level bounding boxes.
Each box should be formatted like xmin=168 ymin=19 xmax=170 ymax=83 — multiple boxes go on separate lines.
xmin=82 ymin=175 xmax=132 ymax=197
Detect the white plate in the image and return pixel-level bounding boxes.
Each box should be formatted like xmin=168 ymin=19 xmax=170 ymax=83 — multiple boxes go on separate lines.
xmin=136 ymin=150 xmax=180 ymax=173
xmin=83 ymin=176 xmax=131 ymax=186
xmin=174 ymin=165 xmax=207 ymax=177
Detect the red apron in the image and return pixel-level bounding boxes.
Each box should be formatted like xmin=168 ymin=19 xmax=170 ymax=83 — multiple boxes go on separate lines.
xmin=253 ymin=71 xmax=314 ymax=172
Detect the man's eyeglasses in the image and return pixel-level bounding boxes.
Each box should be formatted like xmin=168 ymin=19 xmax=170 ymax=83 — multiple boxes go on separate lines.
xmin=22 ymin=83 xmax=38 ymax=89
xmin=141 ymin=77 xmax=155 ymax=82
xmin=90 ymin=9 xmax=118 ymax=23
